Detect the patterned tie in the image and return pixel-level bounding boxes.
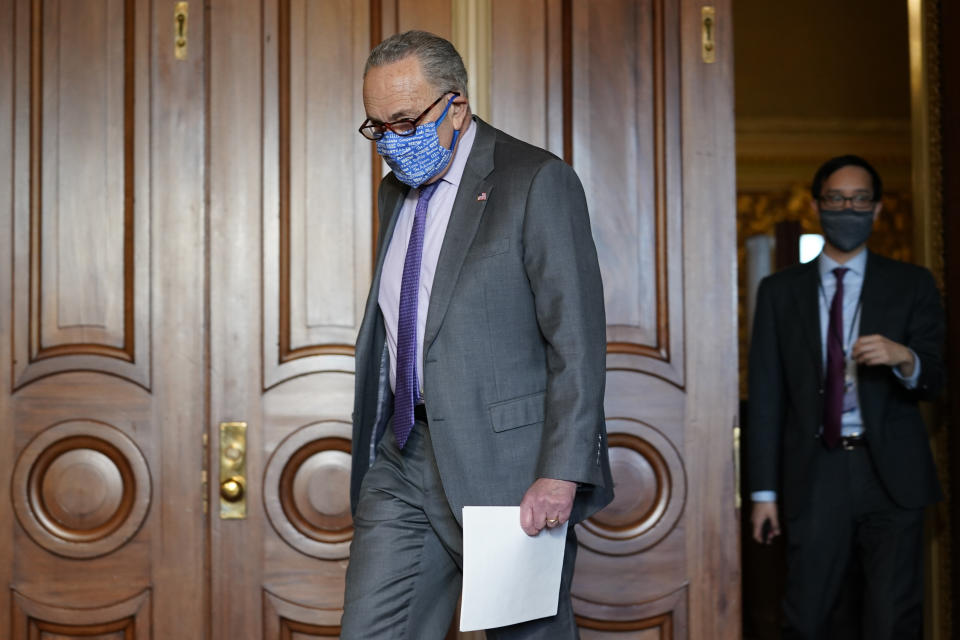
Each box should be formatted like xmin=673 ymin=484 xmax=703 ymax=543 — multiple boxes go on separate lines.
xmin=393 ymin=182 xmax=439 ymax=449
xmin=823 ymin=267 xmax=849 ymax=449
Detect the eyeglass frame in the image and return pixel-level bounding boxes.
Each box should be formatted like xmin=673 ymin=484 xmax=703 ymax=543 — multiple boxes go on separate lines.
xmin=818 ymin=193 xmax=878 ymax=211
xmin=358 ymin=91 xmax=460 ymax=140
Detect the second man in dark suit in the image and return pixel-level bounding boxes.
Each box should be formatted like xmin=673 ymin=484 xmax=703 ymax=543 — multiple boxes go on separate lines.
xmin=748 ymin=155 xmax=944 ymax=639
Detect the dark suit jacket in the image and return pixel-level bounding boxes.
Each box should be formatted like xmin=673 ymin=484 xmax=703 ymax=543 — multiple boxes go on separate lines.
xmin=747 ymin=252 xmax=944 ymax=517
xmin=351 ymin=117 xmax=614 ymax=524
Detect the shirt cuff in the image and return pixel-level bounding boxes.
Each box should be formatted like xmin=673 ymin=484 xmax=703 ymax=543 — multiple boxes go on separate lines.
xmin=891 ymin=348 xmax=921 ymax=389
xmin=751 ymin=491 xmax=777 ymax=502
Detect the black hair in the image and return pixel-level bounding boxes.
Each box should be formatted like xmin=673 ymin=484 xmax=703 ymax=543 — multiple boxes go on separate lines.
xmin=810 ymin=155 xmax=883 ymax=201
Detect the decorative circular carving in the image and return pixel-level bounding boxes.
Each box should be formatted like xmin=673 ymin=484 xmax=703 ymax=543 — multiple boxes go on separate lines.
xmin=12 ymin=421 xmax=152 ymax=559
xmin=577 ymin=420 xmax=686 ymax=556
xmin=264 ymin=422 xmax=353 ymax=559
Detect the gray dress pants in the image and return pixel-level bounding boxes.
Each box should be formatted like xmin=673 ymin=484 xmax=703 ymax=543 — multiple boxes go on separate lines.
xmin=341 ymin=420 xmax=580 ymax=639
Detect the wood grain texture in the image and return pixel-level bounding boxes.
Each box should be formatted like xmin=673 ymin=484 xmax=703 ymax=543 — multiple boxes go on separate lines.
xmin=490 ymin=0 xmax=737 ymax=636
xmin=208 ymin=0 xmax=266 ymax=636
xmin=0 ymin=0 xmax=15 ymax=627
xmin=4 ymin=0 xmax=205 ymax=636
xmin=12 ymin=0 xmax=150 ymax=390
xmin=679 ymin=0 xmax=741 ymax=637
xmin=266 ymin=0 xmax=372 ymax=388
xmin=11 ymin=589 xmax=151 ymax=640
xmin=146 ymin=0 xmax=207 ymax=633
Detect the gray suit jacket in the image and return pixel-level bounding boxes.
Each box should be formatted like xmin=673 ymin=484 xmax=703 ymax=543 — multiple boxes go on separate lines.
xmin=351 ymin=117 xmax=613 ymax=524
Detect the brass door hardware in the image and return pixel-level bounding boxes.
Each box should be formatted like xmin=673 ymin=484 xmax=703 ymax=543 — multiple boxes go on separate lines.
xmin=733 ymin=422 xmax=741 ymax=510
xmin=219 ymin=422 xmax=247 ymax=519
xmin=174 ymin=2 xmax=188 ymax=60
xmin=701 ymin=6 xmax=716 ymax=64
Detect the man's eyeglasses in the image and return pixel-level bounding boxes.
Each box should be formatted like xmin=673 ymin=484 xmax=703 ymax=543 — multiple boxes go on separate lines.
xmin=818 ymin=193 xmax=876 ymax=211
xmin=358 ymin=92 xmax=459 ymax=140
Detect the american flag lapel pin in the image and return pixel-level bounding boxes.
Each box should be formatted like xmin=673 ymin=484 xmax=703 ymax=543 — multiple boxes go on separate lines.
xmin=477 ymin=192 xmax=487 ymax=201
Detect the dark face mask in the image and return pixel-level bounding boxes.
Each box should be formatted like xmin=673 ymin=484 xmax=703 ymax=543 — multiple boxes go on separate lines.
xmin=818 ymin=208 xmax=874 ymax=252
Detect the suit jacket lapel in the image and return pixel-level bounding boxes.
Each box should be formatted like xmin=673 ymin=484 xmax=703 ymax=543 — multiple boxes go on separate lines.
xmin=791 ymin=262 xmax=823 ymax=381
xmin=423 ymin=118 xmax=496 ymax=353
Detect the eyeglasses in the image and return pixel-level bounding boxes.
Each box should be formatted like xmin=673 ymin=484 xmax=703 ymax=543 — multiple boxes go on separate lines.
xmin=818 ymin=193 xmax=876 ymax=211
xmin=358 ymin=92 xmax=459 ymax=140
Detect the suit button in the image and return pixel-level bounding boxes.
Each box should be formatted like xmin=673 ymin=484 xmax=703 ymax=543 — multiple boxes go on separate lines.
xmin=818 ymin=388 xmax=824 ymax=395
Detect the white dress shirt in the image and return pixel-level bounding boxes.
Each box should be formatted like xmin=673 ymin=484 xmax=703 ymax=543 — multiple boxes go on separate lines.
xmin=378 ymin=119 xmax=478 ymax=396
xmin=751 ymin=249 xmax=921 ymax=503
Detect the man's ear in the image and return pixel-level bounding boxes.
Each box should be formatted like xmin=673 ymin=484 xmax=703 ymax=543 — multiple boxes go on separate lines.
xmin=450 ymin=96 xmax=470 ymax=130
xmin=872 ymin=200 xmax=883 ymax=223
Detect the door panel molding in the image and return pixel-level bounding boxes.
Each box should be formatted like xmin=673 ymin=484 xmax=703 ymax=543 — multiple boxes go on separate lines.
xmin=263 ymin=0 xmax=371 ymax=389
xmin=11 ymin=588 xmax=151 ymax=640
xmin=12 ymin=0 xmax=150 ymax=390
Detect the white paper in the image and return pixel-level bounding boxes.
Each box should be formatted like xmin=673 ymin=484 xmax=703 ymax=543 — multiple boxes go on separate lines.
xmin=460 ymin=506 xmax=568 ymax=632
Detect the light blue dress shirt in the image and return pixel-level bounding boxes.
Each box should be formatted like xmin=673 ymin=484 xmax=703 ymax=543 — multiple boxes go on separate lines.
xmin=752 ymin=250 xmax=921 ymax=503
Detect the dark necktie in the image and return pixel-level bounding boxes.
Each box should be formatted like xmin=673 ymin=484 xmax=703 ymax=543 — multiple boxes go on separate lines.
xmin=823 ymin=266 xmax=849 ymax=449
xmin=393 ymin=182 xmax=439 ymax=449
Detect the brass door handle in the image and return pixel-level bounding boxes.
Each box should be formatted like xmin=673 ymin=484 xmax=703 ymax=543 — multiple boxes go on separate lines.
xmin=220 ymin=476 xmax=245 ymax=502
xmin=219 ymin=422 xmax=247 ymax=519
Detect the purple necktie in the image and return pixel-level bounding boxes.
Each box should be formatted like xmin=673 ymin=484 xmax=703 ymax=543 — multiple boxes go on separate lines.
xmin=823 ymin=267 xmax=849 ymax=449
xmin=393 ymin=182 xmax=439 ymax=449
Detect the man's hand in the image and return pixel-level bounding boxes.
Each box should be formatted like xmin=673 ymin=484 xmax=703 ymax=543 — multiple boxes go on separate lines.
xmin=751 ymin=501 xmax=781 ymax=545
xmin=851 ymin=334 xmax=915 ymax=376
xmin=519 ymin=478 xmax=577 ymax=536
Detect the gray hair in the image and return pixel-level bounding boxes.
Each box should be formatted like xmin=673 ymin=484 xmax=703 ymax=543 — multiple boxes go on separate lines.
xmin=365 ymin=30 xmax=469 ymax=100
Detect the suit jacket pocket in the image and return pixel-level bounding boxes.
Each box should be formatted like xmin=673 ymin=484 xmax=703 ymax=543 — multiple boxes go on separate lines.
xmin=489 ymin=391 xmax=546 ymax=432
xmin=465 ymin=237 xmax=510 ymax=262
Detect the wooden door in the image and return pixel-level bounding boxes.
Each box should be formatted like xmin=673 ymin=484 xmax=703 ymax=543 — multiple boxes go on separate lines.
xmin=488 ymin=1 xmax=740 ymax=638
xmin=1 ymin=0 xmax=738 ymax=638
xmin=0 ymin=0 xmax=207 ymax=638
xmin=208 ymin=0 xmax=739 ymax=638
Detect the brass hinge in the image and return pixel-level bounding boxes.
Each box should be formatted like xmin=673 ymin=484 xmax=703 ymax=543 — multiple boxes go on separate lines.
xmin=201 ymin=431 xmax=209 ymax=515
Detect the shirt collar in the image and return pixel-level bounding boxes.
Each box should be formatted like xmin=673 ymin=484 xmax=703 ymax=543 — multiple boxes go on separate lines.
xmin=438 ymin=118 xmax=477 ymax=188
xmin=818 ymin=247 xmax=868 ymax=280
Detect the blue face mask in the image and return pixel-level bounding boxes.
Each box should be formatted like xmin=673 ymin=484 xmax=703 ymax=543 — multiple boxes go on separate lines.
xmin=376 ymin=96 xmax=460 ymax=188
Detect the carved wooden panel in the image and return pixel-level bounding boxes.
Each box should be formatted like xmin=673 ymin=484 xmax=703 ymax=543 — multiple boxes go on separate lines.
xmin=263 ymin=0 xmax=372 ymax=388
xmin=491 ymin=0 xmax=683 ymax=385
xmin=12 ymin=0 xmax=150 ymax=389
xmin=11 ymin=420 xmax=151 ymax=559
xmin=264 ymin=422 xmax=353 ymax=559
xmin=490 ymin=1 xmax=695 ymax=635
xmin=578 ymin=422 xmax=686 ymax=556
xmin=263 ymin=590 xmax=341 ymax=638
xmin=576 ymin=587 xmax=687 ymax=639
xmin=11 ymin=589 xmax=151 ymax=640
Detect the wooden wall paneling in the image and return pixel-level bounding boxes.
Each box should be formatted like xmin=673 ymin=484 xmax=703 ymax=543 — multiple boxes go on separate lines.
xmin=261 ymin=0 xmax=372 ymax=615
xmin=679 ymin=0 xmax=740 ymax=637
xmin=12 ymin=0 xmax=150 ymax=391
xmin=208 ymin=0 xmax=264 ymax=636
xmin=0 ymin=0 xmax=14 ymax=628
xmin=396 ymin=0 xmax=451 ymax=39
xmin=264 ymin=0 xmax=372 ymax=389
xmin=490 ymin=0 xmax=739 ymax=636
xmin=147 ymin=0 xmax=207 ymax=634
xmin=570 ymin=0 xmax=684 ymax=384
xmin=4 ymin=0 xmax=206 ymax=633
xmin=11 ymin=589 xmax=151 ymax=640
xmin=490 ymin=0 xmax=564 ymax=159
xmin=212 ymin=0 xmax=378 ymax=637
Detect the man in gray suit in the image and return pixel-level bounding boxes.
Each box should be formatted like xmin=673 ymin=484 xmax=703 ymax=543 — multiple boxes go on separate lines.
xmin=342 ymin=31 xmax=613 ymax=639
